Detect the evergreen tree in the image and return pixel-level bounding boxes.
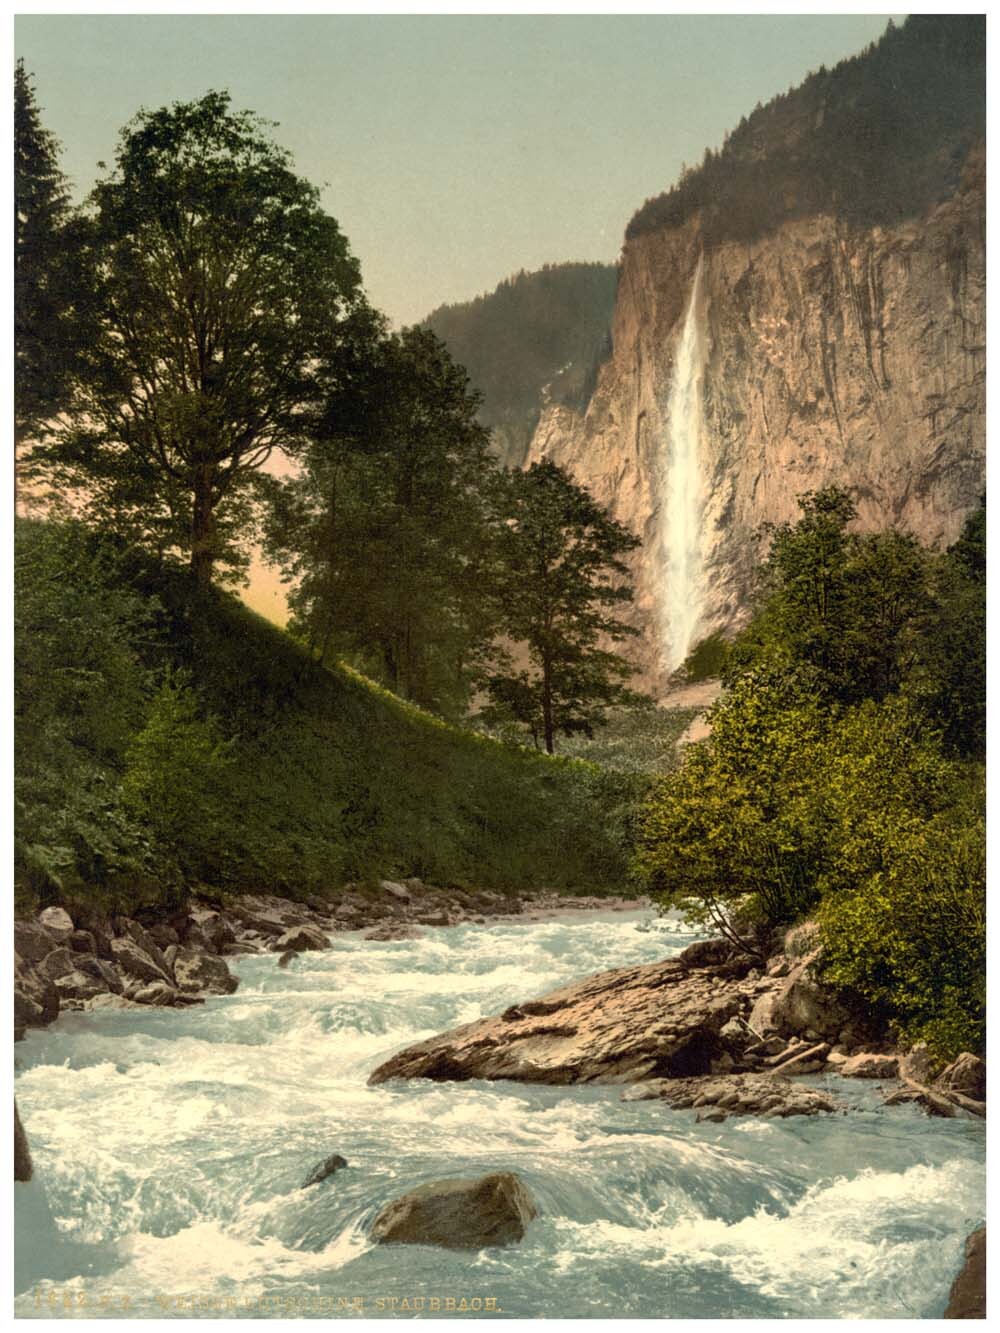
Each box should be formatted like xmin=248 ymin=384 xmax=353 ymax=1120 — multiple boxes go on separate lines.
xmin=484 ymin=461 xmax=642 ymax=753
xmin=24 ymin=90 xmax=365 ymax=586
xmin=14 ymin=60 xmax=75 ymax=444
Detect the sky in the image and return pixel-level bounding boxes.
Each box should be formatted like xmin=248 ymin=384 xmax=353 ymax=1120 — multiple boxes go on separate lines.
xmin=15 ymin=13 xmax=893 ymax=329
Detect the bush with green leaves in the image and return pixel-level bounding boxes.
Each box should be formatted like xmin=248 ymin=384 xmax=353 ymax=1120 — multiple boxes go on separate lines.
xmin=635 ymin=672 xmax=831 ymax=947
xmin=818 ymin=797 xmax=985 ymax=1060
xmin=121 ymin=670 xmax=234 ymax=877
xmin=14 ymin=519 xmax=163 ymax=906
xmin=680 ymin=632 xmax=729 ymax=683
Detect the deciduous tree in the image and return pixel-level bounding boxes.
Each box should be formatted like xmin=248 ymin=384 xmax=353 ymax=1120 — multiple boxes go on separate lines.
xmin=26 ymin=91 xmax=364 ymax=585
xmin=484 ymin=461 xmax=642 ymax=753
xmin=265 ymin=327 xmax=500 ymax=715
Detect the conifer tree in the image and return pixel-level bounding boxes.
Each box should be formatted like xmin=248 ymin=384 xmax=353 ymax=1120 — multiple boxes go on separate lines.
xmin=14 ymin=60 xmax=75 ymax=444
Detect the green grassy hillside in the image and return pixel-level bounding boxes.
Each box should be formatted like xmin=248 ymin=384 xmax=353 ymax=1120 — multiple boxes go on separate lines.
xmin=15 ymin=520 xmax=638 ymax=916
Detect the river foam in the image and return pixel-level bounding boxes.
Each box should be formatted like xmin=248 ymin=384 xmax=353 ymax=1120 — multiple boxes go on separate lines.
xmin=15 ymin=910 xmax=984 ymax=1318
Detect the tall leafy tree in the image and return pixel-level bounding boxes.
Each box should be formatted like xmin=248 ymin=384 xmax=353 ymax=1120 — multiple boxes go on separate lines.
xmin=265 ymin=326 xmax=500 ymax=715
xmin=727 ymin=487 xmax=933 ymax=705
xmin=14 ymin=60 xmax=75 ymax=444
xmin=25 ymin=91 xmax=364 ymax=585
xmin=484 ymin=460 xmax=642 ymax=753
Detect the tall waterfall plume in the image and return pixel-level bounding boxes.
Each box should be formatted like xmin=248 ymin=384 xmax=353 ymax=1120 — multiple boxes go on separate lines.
xmin=659 ymin=255 xmax=708 ymax=673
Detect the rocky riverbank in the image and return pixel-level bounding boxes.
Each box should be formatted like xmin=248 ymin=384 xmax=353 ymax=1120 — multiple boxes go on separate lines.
xmin=369 ymin=923 xmax=986 ymax=1123
xmin=14 ymin=884 xmax=643 ymax=1040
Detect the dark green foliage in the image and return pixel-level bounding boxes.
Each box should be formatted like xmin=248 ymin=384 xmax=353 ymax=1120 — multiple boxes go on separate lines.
xmin=727 ymin=488 xmax=985 ymax=756
xmin=424 ymin=263 xmax=618 ymax=466
xmin=636 ymin=673 xmax=833 ymax=940
xmin=482 ymin=461 xmax=644 ymax=753
xmin=628 ymin=16 xmax=984 ymax=245
xmin=25 ymin=90 xmax=364 ymax=586
xmin=15 ymin=520 xmax=635 ymax=910
xmin=14 ymin=61 xmax=78 ymax=444
xmin=14 ymin=520 xmax=167 ymax=908
xmin=121 ymin=669 xmax=235 ymax=874
xmin=818 ymin=786 xmax=985 ymax=1061
xmin=264 ymin=326 xmax=500 ymax=717
xmin=914 ymin=497 xmax=986 ymax=758
xmin=680 ymin=632 xmax=729 ymax=683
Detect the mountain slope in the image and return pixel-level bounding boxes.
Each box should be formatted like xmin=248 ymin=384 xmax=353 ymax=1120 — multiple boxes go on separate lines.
xmin=423 ymin=262 xmax=618 ymax=467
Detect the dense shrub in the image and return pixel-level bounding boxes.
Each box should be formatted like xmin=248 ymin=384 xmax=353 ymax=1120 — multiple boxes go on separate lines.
xmin=14 ymin=520 xmax=164 ymax=907
xmin=818 ymin=799 xmax=985 ymax=1060
xmin=680 ymin=632 xmax=729 ymax=683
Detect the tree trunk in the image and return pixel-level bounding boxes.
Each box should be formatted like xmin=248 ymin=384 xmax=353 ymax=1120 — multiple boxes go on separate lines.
xmin=190 ymin=464 xmax=217 ymax=587
xmin=541 ymin=656 xmax=555 ymax=754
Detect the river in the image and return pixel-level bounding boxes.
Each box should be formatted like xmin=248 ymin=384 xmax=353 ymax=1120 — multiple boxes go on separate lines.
xmin=14 ymin=909 xmax=985 ymax=1319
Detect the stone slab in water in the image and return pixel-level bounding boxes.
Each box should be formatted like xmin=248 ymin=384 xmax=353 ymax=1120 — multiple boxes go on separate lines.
xmin=371 ymin=1172 xmax=537 ymax=1248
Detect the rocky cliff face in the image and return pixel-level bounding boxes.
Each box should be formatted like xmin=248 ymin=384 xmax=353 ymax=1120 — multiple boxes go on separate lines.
xmin=526 ymin=145 xmax=985 ymax=692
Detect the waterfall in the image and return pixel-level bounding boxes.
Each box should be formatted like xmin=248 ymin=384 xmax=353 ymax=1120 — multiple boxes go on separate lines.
xmin=660 ymin=255 xmax=707 ymax=673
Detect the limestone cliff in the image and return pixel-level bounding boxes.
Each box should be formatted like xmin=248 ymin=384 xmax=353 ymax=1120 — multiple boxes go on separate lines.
xmin=526 ymin=145 xmax=985 ymax=692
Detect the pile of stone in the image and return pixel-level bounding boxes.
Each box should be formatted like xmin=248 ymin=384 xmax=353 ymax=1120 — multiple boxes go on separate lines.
xmin=623 ymin=1071 xmax=839 ymax=1120
xmin=15 ymin=905 xmax=240 ymax=1038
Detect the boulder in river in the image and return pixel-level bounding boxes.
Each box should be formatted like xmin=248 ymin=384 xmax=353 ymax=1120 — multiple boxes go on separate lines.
xmin=15 ymin=1102 xmax=32 ymax=1182
xmin=368 ymin=956 xmax=751 ymax=1086
xmin=110 ymin=936 xmax=173 ymax=986
xmin=944 ymin=1226 xmax=986 ymax=1318
xmin=380 ymin=880 xmax=412 ymax=903
xmin=936 ymin=1053 xmax=986 ymax=1103
xmin=53 ymin=970 xmax=110 ymax=1006
xmin=187 ymin=907 xmax=237 ymax=951
xmin=301 ymin=1153 xmax=348 ymax=1188
xmin=272 ymin=924 xmax=330 ymax=953
xmin=130 ymin=980 xmax=180 ymax=1006
xmin=748 ymin=953 xmax=853 ymax=1043
xmin=839 ymin=1052 xmax=899 ymax=1080
xmin=15 ymin=921 xmax=58 ymax=965
xmin=371 ymin=1172 xmax=537 ymax=1248
xmin=14 ymin=964 xmax=60 ymax=1032
xmin=364 ymin=923 xmax=424 ymax=942
xmin=38 ymin=906 xmax=74 ymax=943
xmin=171 ymin=947 xmax=239 ymax=995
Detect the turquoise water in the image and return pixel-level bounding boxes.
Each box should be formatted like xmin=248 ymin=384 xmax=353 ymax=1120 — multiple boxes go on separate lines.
xmin=14 ymin=911 xmax=985 ymax=1319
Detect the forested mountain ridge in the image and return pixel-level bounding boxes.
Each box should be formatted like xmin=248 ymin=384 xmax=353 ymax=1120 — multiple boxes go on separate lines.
xmin=627 ymin=14 xmax=985 ymax=244
xmin=423 ymin=262 xmax=618 ymax=467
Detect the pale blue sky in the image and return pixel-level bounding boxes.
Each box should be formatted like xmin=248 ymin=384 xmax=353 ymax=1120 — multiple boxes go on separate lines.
xmin=16 ymin=13 xmax=893 ymax=326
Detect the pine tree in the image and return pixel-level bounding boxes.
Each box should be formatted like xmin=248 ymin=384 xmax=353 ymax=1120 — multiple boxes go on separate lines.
xmin=14 ymin=60 xmax=74 ymax=444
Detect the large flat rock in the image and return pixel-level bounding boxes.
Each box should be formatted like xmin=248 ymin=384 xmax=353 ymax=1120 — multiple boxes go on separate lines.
xmin=369 ymin=958 xmax=750 ymax=1086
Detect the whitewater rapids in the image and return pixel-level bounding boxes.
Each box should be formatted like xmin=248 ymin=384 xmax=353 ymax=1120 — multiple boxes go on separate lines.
xmin=15 ymin=910 xmax=984 ymax=1319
